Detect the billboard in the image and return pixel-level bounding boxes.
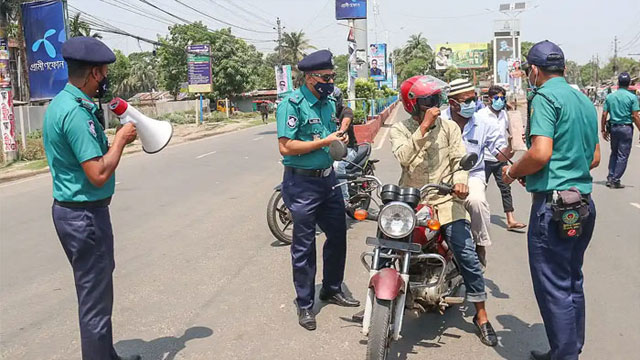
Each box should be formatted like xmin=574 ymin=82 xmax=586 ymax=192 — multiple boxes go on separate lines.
xmin=435 ymin=43 xmax=489 ymax=70
xmin=21 ymin=0 xmax=68 ymax=101
xmin=336 ymin=0 xmax=367 ymax=20
xmin=1 ymin=90 xmax=17 ymax=152
xmin=369 ymin=43 xmax=386 ymax=81
xmin=275 ymin=65 xmax=293 ymax=96
xmin=494 ymin=37 xmax=519 ymax=85
xmin=187 ymin=44 xmax=212 ymax=93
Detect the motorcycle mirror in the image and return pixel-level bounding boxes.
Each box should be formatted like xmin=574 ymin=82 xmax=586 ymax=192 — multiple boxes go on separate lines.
xmin=329 ymin=140 xmax=347 ymax=161
xmin=459 ymin=153 xmax=478 ymax=171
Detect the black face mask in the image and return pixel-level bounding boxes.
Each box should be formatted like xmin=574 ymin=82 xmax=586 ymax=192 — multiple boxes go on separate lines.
xmin=97 ymin=75 xmax=109 ymax=98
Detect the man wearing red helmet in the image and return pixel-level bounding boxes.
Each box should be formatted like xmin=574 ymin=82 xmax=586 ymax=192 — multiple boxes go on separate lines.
xmin=390 ymin=75 xmax=498 ymax=347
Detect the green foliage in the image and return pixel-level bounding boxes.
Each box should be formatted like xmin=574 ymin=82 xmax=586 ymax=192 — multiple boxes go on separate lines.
xmin=444 ymin=66 xmax=461 ymax=82
xmin=18 ymin=134 xmax=45 ymax=161
xmin=521 ymin=41 xmax=535 ymax=61
xmin=355 ymin=78 xmax=377 ymax=100
xmin=157 ymin=23 xmax=265 ymax=99
xmin=333 ymin=54 xmax=349 ymax=85
xmin=68 ymin=13 xmax=102 ymax=39
xmin=276 ymin=31 xmax=316 ymax=65
xmin=392 ymin=33 xmax=436 ymax=82
xmin=108 ymin=50 xmax=131 ymax=99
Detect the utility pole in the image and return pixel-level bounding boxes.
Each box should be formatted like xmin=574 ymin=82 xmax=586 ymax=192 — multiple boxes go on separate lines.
xmin=613 ymin=36 xmax=617 ymax=75
xmin=275 ymin=17 xmax=284 ymax=66
xmin=0 ymin=9 xmax=18 ymax=162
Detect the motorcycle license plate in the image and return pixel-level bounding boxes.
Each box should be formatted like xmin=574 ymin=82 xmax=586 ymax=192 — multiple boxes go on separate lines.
xmin=366 ymin=237 xmax=421 ymax=253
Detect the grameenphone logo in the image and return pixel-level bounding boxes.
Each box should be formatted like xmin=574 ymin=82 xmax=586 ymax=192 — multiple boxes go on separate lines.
xmin=31 ymin=28 xmax=58 ymax=58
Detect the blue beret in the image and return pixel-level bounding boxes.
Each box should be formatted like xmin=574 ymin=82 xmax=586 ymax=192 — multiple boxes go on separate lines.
xmin=298 ymin=50 xmax=334 ymax=72
xmin=62 ymin=36 xmax=116 ymax=64
xmin=524 ymin=40 xmax=564 ymax=69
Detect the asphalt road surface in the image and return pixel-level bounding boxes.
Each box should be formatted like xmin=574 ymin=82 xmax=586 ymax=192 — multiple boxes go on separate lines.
xmin=1 ymin=106 xmax=639 ymax=360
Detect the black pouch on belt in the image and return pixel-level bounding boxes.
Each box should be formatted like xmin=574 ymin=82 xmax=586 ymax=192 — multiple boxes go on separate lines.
xmin=550 ymin=187 xmax=589 ymax=239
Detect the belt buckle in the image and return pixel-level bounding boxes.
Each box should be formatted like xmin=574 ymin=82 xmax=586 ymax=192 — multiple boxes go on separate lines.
xmin=322 ymin=168 xmax=332 ymax=177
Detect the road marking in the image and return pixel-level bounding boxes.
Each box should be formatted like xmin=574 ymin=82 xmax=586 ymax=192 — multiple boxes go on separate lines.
xmin=116 ymin=182 xmax=121 ymax=185
xmin=636 ymin=145 xmax=640 ymax=149
xmin=374 ymin=125 xmax=391 ymax=150
xmin=631 ymin=203 xmax=640 ymax=210
xmin=195 ymin=151 xmax=216 ymax=159
xmin=252 ymin=136 xmax=263 ymax=141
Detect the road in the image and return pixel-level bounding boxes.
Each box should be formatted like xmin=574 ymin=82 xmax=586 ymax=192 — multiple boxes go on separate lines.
xmin=1 ymin=106 xmax=639 ymax=360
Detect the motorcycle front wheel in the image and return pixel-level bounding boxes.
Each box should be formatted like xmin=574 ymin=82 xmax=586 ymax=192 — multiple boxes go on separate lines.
xmin=366 ymin=298 xmax=394 ymax=360
xmin=266 ymin=190 xmax=293 ymax=244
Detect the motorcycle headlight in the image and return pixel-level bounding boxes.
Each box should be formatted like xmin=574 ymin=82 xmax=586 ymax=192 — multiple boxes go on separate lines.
xmin=378 ymin=202 xmax=416 ymax=239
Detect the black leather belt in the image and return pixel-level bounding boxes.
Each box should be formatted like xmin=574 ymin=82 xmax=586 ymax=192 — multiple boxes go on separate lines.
xmin=533 ymin=192 xmax=590 ymax=204
xmin=54 ymin=197 xmax=112 ymax=208
xmin=285 ymin=166 xmax=333 ymax=178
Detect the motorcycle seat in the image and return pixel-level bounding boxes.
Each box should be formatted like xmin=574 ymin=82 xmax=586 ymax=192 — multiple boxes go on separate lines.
xmin=346 ymin=143 xmax=372 ymax=171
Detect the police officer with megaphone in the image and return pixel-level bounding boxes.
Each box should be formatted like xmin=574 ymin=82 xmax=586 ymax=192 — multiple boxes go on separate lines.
xmin=42 ymin=36 xmax=140 ymax=360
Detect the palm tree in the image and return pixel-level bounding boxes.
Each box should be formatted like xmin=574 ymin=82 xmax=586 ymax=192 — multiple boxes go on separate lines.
xmin=68 ymin=13 xmax=102 ymax=39
xmin=277 ymin=31 xmax=315 ymax=65
xmin=403 ymin=33 xmax=432 ymax=59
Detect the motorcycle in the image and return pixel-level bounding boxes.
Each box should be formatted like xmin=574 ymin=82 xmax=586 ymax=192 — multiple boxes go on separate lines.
xmin=334 ymin=153 xmax=478 ymax=360
xmin=266 ymin=142 xmax=378 ymax=245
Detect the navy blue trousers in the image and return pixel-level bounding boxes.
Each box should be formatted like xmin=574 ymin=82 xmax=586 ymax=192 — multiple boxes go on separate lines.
xmin=607 ymin=124 xmax=633 ymax=184
xmin=281 ymin=169 xmax=347 ymax=309
xmin=52 ymin=204 xmax=118 ymax=360
xmin=528 ymin=194 xmax=596 ymax=360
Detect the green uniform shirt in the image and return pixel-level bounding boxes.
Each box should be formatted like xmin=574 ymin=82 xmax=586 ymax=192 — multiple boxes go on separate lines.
xmin=526 ymin=77 xmax=599 ymax=194
xmin=603 ymin=88 xmax=640 ymax=125
xmin=276 ymin=85 xmax=337 ymax=170
xmin=43 ymin=83 xmax=114 ymax=202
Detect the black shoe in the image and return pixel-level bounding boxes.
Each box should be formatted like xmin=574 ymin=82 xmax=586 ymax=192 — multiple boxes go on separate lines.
xmin=473 ymin=315 xmax=498 ymax=347
xmin=319 ymin=289 xmax=360 ymax=307
xmin=605 ymin=180 xmax=612 ymax=187
xmin=611 ymin=182 xmax=625 ymax=189
xmin=118 ymin=355 xmax=142 ymax=360
xmin=530 ymin=350 xmax=551 ymax=360
xmin=297 ymin=307 xmax=316 ymax=331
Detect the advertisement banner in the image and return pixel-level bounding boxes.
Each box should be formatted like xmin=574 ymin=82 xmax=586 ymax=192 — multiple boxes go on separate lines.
xmin=275 ymin=65 xmax=293 ymax=96
xmin=21 ymin=0 xmax=68 ymax=101
xmin=435 ymin=43 xmax=489 ymax=70
xmin=369 ymin=43 xmax=386 ymax=81
xmin=1 ymin=90 xmax=17 ymax=152
xmin=0 ymin=36 xmax=10 ymax=89
xmin=336 ymin=0 xmax=367 ymax=20
xmin=187 ymin=44 xmax=212 ymax=93
xmin=494 ymin=37 xmax=519 ymax=85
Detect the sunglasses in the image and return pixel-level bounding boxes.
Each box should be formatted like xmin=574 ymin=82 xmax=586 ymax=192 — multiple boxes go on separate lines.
xmin=492 ymin=95 xmax=506 ymax=101
xmin=309 ymin=72 xmax=336 ymax=82
xmin=452 ymin=96 xmax=477 ymax=105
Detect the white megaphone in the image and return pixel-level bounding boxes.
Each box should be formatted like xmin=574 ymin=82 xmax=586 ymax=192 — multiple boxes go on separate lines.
xmin=108 ymin=98 xmax=173 ymax=154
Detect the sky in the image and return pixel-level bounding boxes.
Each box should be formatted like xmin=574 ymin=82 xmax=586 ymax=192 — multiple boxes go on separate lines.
xmin=69 ymin=0 xmax=640 ymax=66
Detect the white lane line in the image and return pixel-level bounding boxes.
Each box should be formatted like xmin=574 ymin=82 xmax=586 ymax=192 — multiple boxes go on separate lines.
xmin=115 ymin=182 xmax=121 ymax=185
xmin=252 ymin=136 xmax=264 ymax=141
xmin=195 ymin=151 xmax=216 ymax=159
xmin=631 ymin=203 xmax=640 ymax=210
xmin=374 ymin=125 xmax=392 ymax=150
xmin=636 ymin=145 xmax=640 ymax=149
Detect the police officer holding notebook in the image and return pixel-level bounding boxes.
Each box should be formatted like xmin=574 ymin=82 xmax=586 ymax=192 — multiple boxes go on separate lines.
xmin=276 ymin=49 xmax=360 ymax=331
xmin=502 ymin=40 xmax=600 ymax=360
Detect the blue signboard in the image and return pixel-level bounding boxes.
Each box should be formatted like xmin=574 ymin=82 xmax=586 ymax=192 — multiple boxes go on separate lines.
xmin=187 ymin=44 xmax=212 ymax=93
xmin=21 ymin=0 xmax=68 ymax=101
xmin=336 ymin=0 xmax=367 ymax=20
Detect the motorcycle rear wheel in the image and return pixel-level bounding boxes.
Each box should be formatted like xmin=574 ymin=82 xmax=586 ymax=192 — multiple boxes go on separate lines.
xmin=346 ymin=163 xmax=375 ymax=219
xmin=266 ymin=190 xmax=293 ymax=244
xmin=366 ymin=298 xmax=393 ymax=360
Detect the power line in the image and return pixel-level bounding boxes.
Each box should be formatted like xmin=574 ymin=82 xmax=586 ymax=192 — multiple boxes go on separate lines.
xmin=217 ymin=0 xmax=275 ymax=28
xmin=170 ymin=0 xmax=276 ymax=34
xmin=137 ymin=0 xmax=191 ymax=24
xmin=96 ymin=0 xmax=175 ymax=26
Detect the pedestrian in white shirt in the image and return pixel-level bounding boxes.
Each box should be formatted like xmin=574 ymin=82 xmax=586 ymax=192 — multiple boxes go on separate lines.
xmin=479 ymin=85 xmax=527 ymax=231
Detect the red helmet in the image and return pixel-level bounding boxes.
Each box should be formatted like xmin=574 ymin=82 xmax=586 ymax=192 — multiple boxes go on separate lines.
xmin=400 ymin=75 xmax=448 ymax=115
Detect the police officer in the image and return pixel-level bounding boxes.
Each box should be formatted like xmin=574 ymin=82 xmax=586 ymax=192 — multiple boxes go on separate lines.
xmin=601 ymin=72 xmax=640 ymax=188
xmin=43 ymin=37 xmax=139 ymax=360
xmin=276 ymin=50 xmax=360 ymax=331
xmin=502 ymin=41 xmax=600 ymax=360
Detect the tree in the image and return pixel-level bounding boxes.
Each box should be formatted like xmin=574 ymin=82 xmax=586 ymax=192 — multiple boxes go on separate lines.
xmin=278 ymin=31 xmax=315 ymax=65
xmin=564 ymin=60 xmax=581 ymax=85
xmin=521 ymin=41 xmax=535 ymax=61
xmin=115 ymin=52 xmax=159 ymax=99
xmin=443 ymin=66 xmax=461 ymax=82
xmin=600 ymin=57 xmax=640 ymax=81
xmin=109 ymin=50 xmax=131 ymax=99
xmin=157 ymin=22 xmax=264 ymax=99
xmin=392 ymin=33 xmax=436 ymax=82
xmin=333 ymin=54 xmax=349 ymax=85
xmin=68 ymin=13 xmax=102 ymax=39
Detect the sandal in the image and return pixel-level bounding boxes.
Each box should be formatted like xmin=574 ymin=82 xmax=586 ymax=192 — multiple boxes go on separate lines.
xmin=507 ymin=222 xmax=527 ymax=232
xmin=473 ymin=315 xmax=498 ymax=347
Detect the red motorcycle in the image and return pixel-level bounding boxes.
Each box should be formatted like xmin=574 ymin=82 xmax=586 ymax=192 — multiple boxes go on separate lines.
xmin=337 ymin=153 xmax=478 ymax=360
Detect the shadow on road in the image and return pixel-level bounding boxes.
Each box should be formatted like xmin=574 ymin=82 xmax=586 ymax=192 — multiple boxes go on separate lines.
xmin=490 ymin=214 xmax=508 ymax=229
xmin=115 ymin=326 xmax=213 ymax=360
xmin=485 ymin=278 xmax=510 ymax=299
xmin=256 ymin=130 xmax=277 ymax=135
xmin=313 ymin=283 xmax=359 ymax=315
xmin=493 ymin=314 xmax=547 ymax=360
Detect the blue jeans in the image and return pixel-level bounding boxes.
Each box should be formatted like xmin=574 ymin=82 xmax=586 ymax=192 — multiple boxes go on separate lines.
xmin=607 ymin=124 xmax=633 ymax=184
xmin=528 ymin=194 xmax=596 ymax=360
xmin=333 ymin=147 xmax=358 ymax=200
xmin=441 ymin=220 xmax=487 ymax=302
